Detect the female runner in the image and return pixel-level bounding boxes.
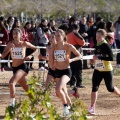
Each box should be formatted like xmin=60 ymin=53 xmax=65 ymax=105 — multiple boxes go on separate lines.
xmin=1 ymin=28 xmax=37 ymax=106
xmin=53 ymin=29 xmax=82 ymax=116
xmin=88 ymin=29 xmax=120 ymax=115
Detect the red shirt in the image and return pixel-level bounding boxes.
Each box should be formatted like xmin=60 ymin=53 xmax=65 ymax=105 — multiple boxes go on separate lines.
xmin=67 ymin=31 xmax=85 ymax=46
xmin=0 ymin=29 xmax=9 ymax=44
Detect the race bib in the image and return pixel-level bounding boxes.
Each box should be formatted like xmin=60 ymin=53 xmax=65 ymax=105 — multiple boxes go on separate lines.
xmin=54 ymin=50 xmax=66 ymax=61
xmin=11 ymin=47 xmax=25 ymax=59
xmin=95 ymin=60 xmax=105 ymax=70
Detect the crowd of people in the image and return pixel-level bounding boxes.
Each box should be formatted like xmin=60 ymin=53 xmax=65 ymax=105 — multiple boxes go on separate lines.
xmin=0 ymin=15 xmax=120 ymax=116
xmin=0 ymin=16 xmax=120 ymax=71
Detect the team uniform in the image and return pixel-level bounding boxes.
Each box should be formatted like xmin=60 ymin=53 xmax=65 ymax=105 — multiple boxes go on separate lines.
xmin=54 ymin=43 xmax=72 ymax=79
xmin=12 ymin=63 xmax=29 ymax=74
xmin=10 ymin=42 xmax=29 ymax=74
xmin=92 ymin=40 xmax=114 ymax=92
xmin=48 ymin=67 xmax=56 ymax=78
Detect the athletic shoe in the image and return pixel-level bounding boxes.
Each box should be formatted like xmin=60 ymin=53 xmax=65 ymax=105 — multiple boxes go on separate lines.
xmin=73 ymin=92 xmax=79 ymax=98
xmin=9 ymin=103 xmax=15 ymax=107
xmin=63 ymin=106 xmax=70 ymax=116
xmin=1 ymin=68 xmax=5 ymax=72
xmin=72 ymin=87 xmax=80 ymax=98
xmin=88 ymin=107 xmax=95 ymax=115
xmin=67 ymin=105 xmax=71 ymax=109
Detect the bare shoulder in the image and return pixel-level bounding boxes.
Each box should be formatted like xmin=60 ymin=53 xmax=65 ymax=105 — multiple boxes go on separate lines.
xmin=6 ymin=41 xmax=13 ymax=47
xmin=66 ymin=43 xmax=74 ymax=49
xmin=21 ymin=41 xmax=28 ymax=46
xmin=7 ymin=41 xmax=13 ymax=45
xmin=22 ymin=41 xmax=32 ymax=47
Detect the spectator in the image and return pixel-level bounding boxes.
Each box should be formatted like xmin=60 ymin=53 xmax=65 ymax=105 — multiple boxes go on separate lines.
xmin=87 ymin=17 xmax=94 ymax=27
xmin=68 ymin=16 xmax=79 ymax=30
xmin=24 ymin=22 xmax=35 ymax=70
xmin=6 ymin=16 xmax=15 ymax=32
xmin=114 ymin=16 xmax=120 ymax=67
xmin=36 ymin=19 xmax=49 ymax=70
xmin=106 ymin=21 xmax=116 ymax=48
xmin=9 ymin=19 xmax=29 ymax=41
xmin=48 ymin=19 xmax=57 ymax=32
xmin=79 ymin=16 xmax=89 ymax=69
xmin=88 ymin=16 xmax=103 ymax=46
xmin=0 ymin=20 xmax=9 ymax=71
xmin=67 ymin=24 xmax=85 ymax=88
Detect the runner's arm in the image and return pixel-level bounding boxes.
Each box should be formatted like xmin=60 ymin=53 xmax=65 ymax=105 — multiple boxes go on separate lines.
xmin=1 ymin=42 xmax=12 ymax=58
xmin=69 ymin=44 xmax=82 ymax=62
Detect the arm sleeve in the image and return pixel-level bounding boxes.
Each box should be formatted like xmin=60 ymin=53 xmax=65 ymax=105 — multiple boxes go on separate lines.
xmin=99 ymin=44 xmax=113 ymax=61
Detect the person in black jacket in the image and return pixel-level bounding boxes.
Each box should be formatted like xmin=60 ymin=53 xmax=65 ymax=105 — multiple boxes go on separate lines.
xmin=79 ymin=16 xmax=89 ymax=69
xmin=88 ymin=29 xmax=120 ymax=115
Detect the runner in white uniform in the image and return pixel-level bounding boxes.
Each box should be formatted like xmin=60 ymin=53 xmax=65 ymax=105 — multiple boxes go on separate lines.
xmin=1 ymin=28 xmax=37 ymax=106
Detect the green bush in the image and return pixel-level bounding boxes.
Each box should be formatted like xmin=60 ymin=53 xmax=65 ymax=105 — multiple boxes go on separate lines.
xmin=4 ymin=72 xmax=88 ymax=120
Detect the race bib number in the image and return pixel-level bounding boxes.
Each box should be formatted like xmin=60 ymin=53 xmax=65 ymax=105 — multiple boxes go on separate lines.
xmin=11 ymin=47 xmax=25 ymax=59
xmin=54 ymin=50 xmax=66 ymax=61
xmin=95 ymin=60 xmax=105 ymax=70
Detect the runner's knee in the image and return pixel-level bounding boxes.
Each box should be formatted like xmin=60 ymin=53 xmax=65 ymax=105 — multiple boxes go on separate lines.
xmin=107 ymin=87 xmax=114 ymax=92
xmin=9 ymin=81 xmax=16 ymax=87
xmin=92 ymin=86 xmax=99 ymax=92
xmin=56 ymin=87 xmax=62 ymax=94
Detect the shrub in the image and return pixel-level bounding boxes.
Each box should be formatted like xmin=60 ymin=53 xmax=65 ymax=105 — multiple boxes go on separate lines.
xmin=4 ymin=72 xmax=88 ymax=120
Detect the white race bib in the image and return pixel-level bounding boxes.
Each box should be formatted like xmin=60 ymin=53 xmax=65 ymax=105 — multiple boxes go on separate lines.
xmin=11 ymin=47 xmax=25 ymax=59
xmin=95 ymin=60 xmax=105 ymax=70
xmin=54 ymin=50 xmax=66 ymax=62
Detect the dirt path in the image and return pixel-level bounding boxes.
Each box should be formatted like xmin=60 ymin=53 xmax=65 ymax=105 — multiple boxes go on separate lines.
xmin=0 ymin=64 xmax=120 ymax=120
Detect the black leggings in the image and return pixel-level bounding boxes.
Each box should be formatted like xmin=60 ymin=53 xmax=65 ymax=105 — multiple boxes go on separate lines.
xmin=70 ymin=60 xmax=82 ymax=86
xmin=92 ymin=69 xmax=114 ymax=92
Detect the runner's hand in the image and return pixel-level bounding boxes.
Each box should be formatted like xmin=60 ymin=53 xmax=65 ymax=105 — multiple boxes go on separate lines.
xmin=25 ymin=55 xmax=33 ymax=61
xmin=65 ymin=58 xmax=72 ymax=63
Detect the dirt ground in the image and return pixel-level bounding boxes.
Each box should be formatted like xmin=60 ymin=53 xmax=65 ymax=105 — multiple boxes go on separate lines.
xmin=0 ymin=61 xmax=120 ymax=120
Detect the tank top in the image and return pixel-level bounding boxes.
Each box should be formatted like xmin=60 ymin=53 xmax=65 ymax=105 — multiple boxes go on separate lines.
xmin=94 ymin=40 xmax=113 ymax=71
